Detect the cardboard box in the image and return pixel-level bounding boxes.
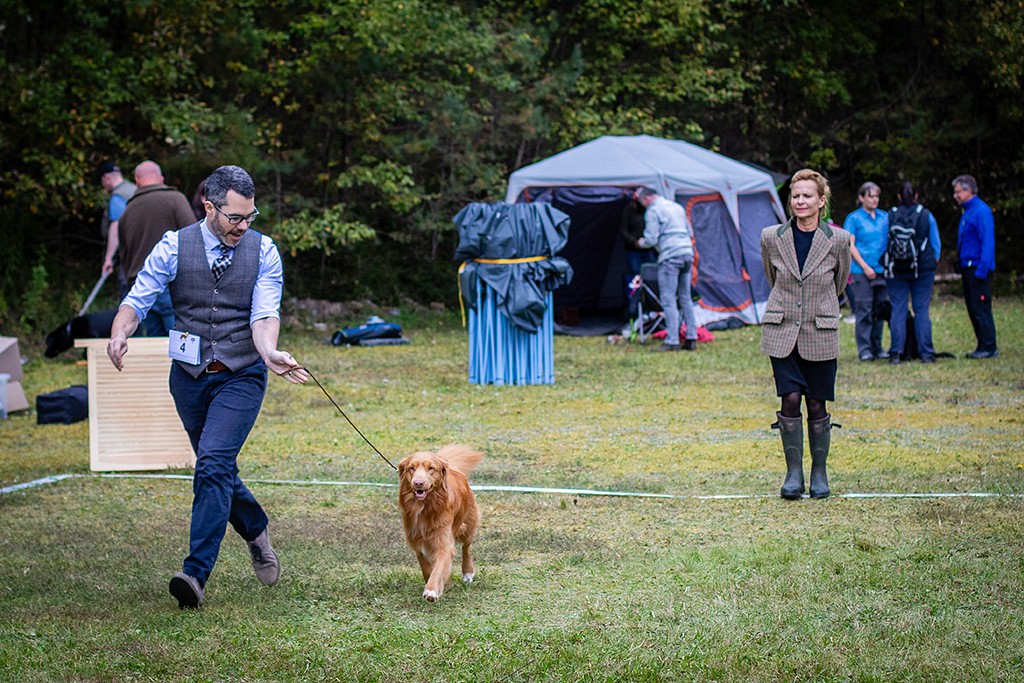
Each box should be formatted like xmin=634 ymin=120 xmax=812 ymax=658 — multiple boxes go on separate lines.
xmin=0 ymin=337 xmax=30 ymax=412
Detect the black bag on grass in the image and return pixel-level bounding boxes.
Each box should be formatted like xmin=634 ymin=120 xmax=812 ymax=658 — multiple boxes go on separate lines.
xmin=331 ymin=317 xmax=403 ymax=346
xmin=36 ymin=385 xmax=89 ymax=424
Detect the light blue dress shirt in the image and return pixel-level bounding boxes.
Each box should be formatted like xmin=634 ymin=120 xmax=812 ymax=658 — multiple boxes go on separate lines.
xmin=122 ymin=219 xmax=284 ymax=326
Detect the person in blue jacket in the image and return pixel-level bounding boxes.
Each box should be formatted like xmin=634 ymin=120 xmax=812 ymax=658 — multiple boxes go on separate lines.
xmin=952 ymin=175 xmax=998 ymax=359
xmin=843 ymin=181 xmax=889 ymax=361
xmin=885 ymin=182 xmax=941 ymax=364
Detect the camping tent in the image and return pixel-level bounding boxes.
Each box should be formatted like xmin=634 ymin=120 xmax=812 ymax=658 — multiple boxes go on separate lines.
xmin=506 ymin=135 xmax=787 ymax=329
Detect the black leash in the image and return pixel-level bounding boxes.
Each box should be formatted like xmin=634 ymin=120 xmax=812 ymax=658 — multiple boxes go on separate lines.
xmin=283 ymin=366 xmax=397 ymax=471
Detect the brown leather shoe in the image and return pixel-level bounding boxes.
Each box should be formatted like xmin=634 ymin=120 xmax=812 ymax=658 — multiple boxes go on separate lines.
xmin=248 ymin=529 xmax=280 ymax=586
xmin=169 ymin=571 xmax=203 ymax=609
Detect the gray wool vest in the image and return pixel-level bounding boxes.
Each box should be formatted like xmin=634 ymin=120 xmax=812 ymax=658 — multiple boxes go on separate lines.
xmin=100 ymin=180 xmax=137 ymax=239
xmin=169 ymin=223 xmax=263 ymax=378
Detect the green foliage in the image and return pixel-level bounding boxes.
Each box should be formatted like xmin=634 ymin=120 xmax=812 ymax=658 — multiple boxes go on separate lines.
xmin=19 ymin=260 xmax=48 ymax=328
xmin=275 ymin=205 xmax=377 ymax=256
xmin=0 ymin=0 xmax=1021 ymax=330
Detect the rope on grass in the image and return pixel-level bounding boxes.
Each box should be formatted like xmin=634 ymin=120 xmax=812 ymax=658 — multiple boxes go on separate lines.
xmin=3 ymin=473 xmax=1023 ymax=500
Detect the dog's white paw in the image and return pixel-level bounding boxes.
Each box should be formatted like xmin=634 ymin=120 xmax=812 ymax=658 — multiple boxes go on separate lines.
xmin=423 ymin=588 xmax=439 ymax=602
xmin=462 ymin=572 xmax=474 ymax=584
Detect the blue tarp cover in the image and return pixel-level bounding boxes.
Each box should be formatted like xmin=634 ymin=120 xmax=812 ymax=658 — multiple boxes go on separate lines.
xmin=454 ymin=202 xmax=573 ymax=332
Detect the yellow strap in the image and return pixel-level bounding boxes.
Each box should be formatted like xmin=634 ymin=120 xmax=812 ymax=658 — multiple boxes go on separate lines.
xmin=457 ymin=257 xmax=549 ymax=327
xmin=473 ymin=256 xmax=548 ymax=264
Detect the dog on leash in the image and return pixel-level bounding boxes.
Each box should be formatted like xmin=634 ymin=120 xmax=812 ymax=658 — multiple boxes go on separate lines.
xmin=397 ymin=444 xmax=482 ymax=602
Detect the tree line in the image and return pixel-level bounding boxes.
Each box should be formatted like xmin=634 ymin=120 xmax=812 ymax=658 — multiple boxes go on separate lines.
xmin=1 ymin=0 xmax=1021 ymax=332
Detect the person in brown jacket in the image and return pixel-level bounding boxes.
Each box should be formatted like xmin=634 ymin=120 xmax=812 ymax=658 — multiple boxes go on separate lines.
xmin=760 ymin=169 xmax=851 ymax=499
xmin=114 ymin=160 xmax=196 ymax=336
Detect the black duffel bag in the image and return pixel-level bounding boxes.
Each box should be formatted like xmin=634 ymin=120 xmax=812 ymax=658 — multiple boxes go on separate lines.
xmin=36 ymin=385 xmax=89 ymax=424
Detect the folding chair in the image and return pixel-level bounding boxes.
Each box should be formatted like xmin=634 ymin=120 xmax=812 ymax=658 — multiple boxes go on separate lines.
xmin=628 ymin=262 xmax=666 ymax=343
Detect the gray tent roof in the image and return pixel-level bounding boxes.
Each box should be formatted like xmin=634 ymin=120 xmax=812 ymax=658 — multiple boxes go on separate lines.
xmin=506 ymin=135 xmax=786 ymax=227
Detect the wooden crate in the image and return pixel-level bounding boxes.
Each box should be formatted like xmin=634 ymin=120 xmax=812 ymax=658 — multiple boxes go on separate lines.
xmin=75 ymin=338 xmax=195 ymax=472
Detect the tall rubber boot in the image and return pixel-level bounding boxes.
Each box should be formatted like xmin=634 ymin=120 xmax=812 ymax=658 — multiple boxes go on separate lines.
xmin=807 ymin=414 xmax=834 ymax=499
xmin=772 ymin=412 xmax=804 ymax=500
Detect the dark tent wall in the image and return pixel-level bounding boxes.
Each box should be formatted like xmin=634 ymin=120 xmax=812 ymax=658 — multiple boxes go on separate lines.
xmin=521 ymin=186 xmax=781 ymax=328
xmin=524 ymin=187 xmax=635 ymax=315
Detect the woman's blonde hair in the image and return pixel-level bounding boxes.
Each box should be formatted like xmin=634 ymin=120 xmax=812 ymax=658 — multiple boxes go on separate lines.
xmin=788 ymin=168 xmax=831 ymax=219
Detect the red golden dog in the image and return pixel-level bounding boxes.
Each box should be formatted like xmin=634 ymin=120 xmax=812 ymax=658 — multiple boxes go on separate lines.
xmin=398 ymin=444 xmax=482 ymax=601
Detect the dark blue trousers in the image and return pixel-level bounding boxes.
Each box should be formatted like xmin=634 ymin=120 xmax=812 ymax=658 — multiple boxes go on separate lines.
xmin=169 ymin=361 xmax=269 ymax=586
xmin=961 ymin=266 xmax=998 ymax=353
xmin=887 ymin=273 xmax=936 ymax=360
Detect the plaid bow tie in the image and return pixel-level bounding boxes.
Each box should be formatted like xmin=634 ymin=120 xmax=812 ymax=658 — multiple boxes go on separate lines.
xmin=211 ymin=244 xmax=232 ymax=280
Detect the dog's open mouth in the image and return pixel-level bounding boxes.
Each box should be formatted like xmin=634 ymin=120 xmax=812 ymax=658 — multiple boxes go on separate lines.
xmin=414 ymin=487 xmax=429 ymax=500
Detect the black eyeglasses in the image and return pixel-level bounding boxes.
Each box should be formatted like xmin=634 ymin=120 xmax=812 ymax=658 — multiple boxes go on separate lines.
xmin=213 ymin=204 xmax=259 ymax=225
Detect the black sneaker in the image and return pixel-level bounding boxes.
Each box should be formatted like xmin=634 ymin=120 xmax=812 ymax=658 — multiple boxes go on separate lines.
xmin=966 ymin=350 xmax=999 ymax=359
xmin=169 ymin=572 xmax=203 ymax=609
xmin=889 ymin=356 xmax=901 ymax=365
xmin=655 ymin=343 xmax=681 ymax=352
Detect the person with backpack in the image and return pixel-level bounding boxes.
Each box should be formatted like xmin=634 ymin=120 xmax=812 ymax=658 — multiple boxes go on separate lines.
xmin=882 ymin=181 xmax=941 ymax=364
xmin=952 ymin=174 xmax=998 ymax=359
xmin=843 ymin=181 xmax=890 ymax=361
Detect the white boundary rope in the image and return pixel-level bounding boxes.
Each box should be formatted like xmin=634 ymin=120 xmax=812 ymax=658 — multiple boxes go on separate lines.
xmin=2 ymin=472 xmax=1022 ymax=500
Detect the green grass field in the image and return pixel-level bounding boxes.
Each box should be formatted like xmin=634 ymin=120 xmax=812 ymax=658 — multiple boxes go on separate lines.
xmin=2 ymin=297 xmax=1022 ymax=681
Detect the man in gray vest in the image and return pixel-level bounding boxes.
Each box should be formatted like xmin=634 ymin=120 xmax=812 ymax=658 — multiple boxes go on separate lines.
xmin=98 ymin=161 xmax=137 ymax=290
xmin=106 ymin=165 xmax=308 ymax=609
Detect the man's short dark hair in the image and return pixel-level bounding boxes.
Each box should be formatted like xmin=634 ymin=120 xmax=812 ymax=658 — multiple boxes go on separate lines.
xmin=204 ymin=165 xmax=255 ymax=206
xmin=97 ymin=161 xmax=120 ymax=179
xmin=952 ymin=174 xmax=978 ymax=195
xmin=636 ymin=188 xmax=658 ymax=201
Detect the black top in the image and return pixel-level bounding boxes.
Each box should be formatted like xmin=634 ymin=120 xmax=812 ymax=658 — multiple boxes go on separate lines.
xmin=793 ymin=227 xmax=816 ymax=272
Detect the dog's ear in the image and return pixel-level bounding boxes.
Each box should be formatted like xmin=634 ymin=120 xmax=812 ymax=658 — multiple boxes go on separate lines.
xmin=397 ymin=456 xmax=411 ymax=475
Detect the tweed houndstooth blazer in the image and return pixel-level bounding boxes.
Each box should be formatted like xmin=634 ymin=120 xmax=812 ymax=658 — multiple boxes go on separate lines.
xmin=760 ymin=219 xmax=851 ymax=361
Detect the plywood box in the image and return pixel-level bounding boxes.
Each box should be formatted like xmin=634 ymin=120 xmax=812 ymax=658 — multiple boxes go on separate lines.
xmin=75 ymin=338 xmax=195 ymax=472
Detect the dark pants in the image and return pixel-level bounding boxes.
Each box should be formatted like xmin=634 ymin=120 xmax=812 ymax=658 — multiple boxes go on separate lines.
xmin=961 ymin=266 xmax=998 ymax=353
xmin=848 ymin=273 xmax=887 ymax=357
xmin=887 ymin=273 xmax=936 ymax=360
xmin=169 ymin=361 xmax=269 ymax=585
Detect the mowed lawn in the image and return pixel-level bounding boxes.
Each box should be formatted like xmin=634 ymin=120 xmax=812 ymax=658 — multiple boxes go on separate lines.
xmin=2 ymin=296 xmax=1022 ymax=681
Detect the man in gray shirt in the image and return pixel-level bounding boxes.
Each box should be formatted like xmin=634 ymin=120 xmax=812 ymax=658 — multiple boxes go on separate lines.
xmin=636 ymin=188 xmax=698 ymax=350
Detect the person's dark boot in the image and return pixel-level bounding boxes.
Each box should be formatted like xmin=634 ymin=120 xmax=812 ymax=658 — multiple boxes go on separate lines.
xmin=807 ymin=414 xmax=833 ymax=499
xmin=772 ymin=412 xmax=804 ymax=500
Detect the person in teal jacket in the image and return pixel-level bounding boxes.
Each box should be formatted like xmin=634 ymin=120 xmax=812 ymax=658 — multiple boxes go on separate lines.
xmin=843 ymin=181 xmax=889 ymax=361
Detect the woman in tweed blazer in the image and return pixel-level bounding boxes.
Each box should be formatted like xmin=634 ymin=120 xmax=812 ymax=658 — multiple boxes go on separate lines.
xmin=760 ymin=169 xmax=851 ymax=500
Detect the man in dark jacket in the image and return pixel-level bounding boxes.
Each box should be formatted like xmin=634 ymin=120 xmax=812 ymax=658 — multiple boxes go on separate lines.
xmin=115 ymin=160 xmax=196 ymax=335
xmin=952 ymin=174 xmax=998 ymax=359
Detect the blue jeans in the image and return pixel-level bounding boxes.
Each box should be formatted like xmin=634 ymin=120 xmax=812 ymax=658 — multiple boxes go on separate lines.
xmin=887 ymin=273 xmax=935 ymax=359
xmin=961 ymin=266 xmax=998 ymax=353
xmin=169 ymin=361 xmax=269 ymax=585
xmin=657 ymin=256 xmax=698 ymax=345
xmin=143 ymin=288 xmax=175 ymax=337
